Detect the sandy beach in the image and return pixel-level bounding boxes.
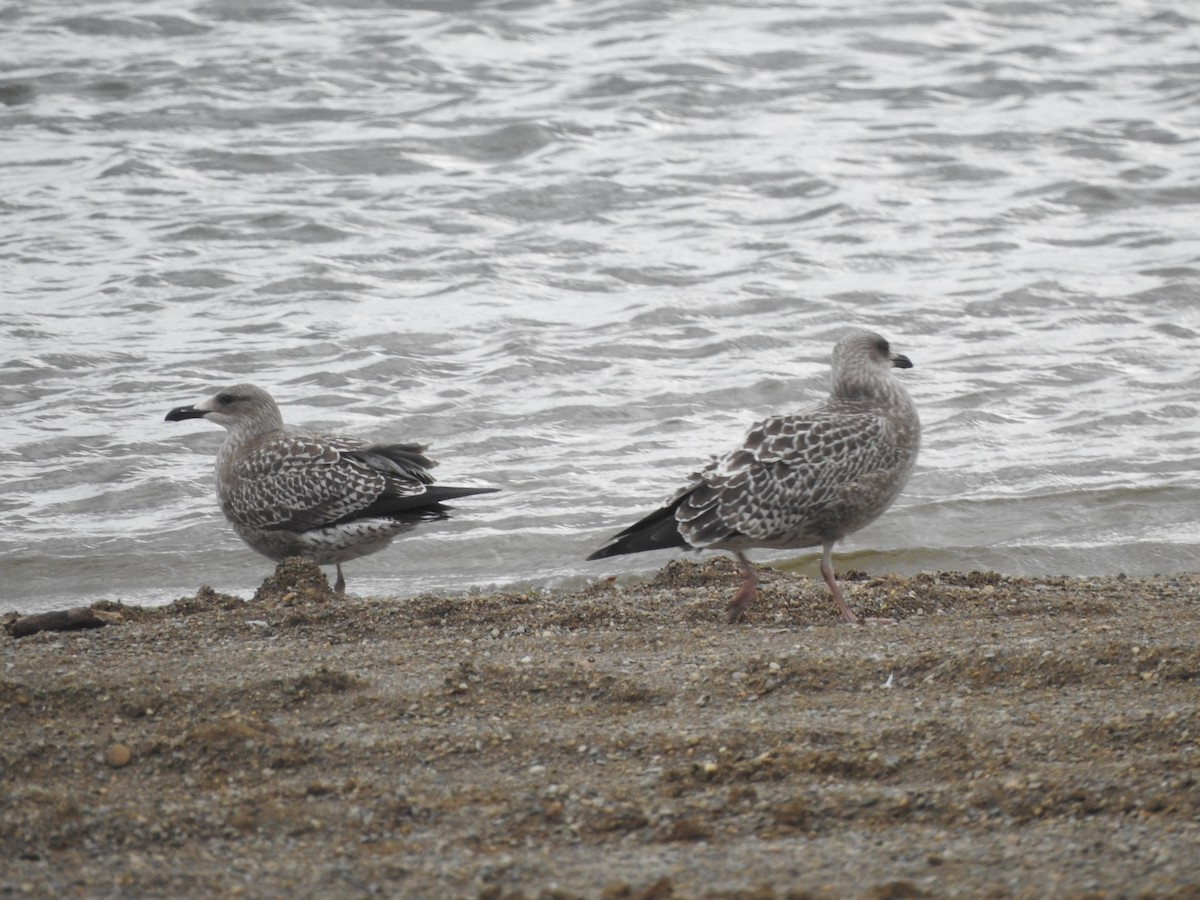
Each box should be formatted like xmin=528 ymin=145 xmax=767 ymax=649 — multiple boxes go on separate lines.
xmin=3 ymin=557 xmax=1198 ymax=898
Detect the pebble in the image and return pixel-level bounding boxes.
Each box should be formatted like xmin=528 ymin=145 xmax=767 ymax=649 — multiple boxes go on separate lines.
xmin=105 ymin=743 xmax=132 ymax=768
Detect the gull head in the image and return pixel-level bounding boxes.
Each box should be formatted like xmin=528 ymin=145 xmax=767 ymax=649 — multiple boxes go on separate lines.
xmin=165 ymin=384 xmax=285 ymax=436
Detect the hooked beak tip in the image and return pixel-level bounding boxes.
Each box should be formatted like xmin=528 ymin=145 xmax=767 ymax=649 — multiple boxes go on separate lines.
xmin=165 ymin=405 xmax=206 ymax=422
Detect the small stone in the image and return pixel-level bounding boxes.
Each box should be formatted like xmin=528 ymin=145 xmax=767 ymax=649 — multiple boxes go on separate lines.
xmin=105 ymin=743 xmax=132 ymax=768
xmin=665 ymin=816 xmax=710 ymax=841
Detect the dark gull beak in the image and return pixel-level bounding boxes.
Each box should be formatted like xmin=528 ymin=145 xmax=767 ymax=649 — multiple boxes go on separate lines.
xmin=165 ymin=405 xmax=208 ymax=422
xmin=891 ymin=353 xmax=913 ymax=369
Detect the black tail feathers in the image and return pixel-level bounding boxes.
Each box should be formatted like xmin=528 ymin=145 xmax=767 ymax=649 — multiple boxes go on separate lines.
xmin=586 ymin=499 xmax=689 ymax=560
xmin=339 ymin=484 xmax=498 ymax=525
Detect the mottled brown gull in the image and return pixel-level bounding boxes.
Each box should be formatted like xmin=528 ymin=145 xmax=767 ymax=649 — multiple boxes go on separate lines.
xmin=587 ymin=329 xmax=920 ymax=623
xmin=166 ymin=384 xmax=497 ymax=594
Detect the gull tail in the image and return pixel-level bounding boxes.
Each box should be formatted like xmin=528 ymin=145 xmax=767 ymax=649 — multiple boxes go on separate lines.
xmin=339 ymin=485 xmax=499 ymax=525
xmin=587 ymin=496 xmax=690 ymax=560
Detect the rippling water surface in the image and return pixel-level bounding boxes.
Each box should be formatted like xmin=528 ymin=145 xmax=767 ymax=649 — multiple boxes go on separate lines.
xmin=3 ymin=0 xmax=1199 ymax=613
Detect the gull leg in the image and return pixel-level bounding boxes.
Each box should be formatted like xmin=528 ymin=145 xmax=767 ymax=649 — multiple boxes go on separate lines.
xmin=725 ymin=551 xmax=758 ymax=623
xmin=821 ymin=541 xmax=858 ymax=624
xmin=334 ymin=563 xmax=346 ymax=596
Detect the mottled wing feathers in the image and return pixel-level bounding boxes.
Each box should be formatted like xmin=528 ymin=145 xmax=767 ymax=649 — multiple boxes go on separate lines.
xmin=600 ymin=406 xmax=909 ymax=556
xmin=223 ymin=436 xmax=435 ymax=532
xmin=680 ymin=409 xmax=904 ymax=547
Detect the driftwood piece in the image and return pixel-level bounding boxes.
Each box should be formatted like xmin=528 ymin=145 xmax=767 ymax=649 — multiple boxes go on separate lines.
xmin=7 ymin=607 xmax=118 ymax=638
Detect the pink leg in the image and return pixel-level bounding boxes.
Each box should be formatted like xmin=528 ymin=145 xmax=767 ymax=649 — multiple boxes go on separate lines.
xmin=334 ymin=563 xmax=346 ymax=596
xmin=821 ymin=541 xmax=858 ymax=624
xmin=725 ymin=551 xmax=758 ymax=623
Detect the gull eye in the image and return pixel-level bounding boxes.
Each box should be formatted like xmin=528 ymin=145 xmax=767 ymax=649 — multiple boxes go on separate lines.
xmin=875 ymin=338 xmax=890 ymax=356
xmin=216 ymin=392 xmax=239 ymax=405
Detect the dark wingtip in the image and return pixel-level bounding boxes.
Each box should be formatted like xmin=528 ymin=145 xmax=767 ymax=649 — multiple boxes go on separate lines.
xmin=891 ymin=353 xmax=913 ymax=369
xmin=165 ymin=405 xmax=207 ymax=422
xmin=436 ymin=485 xmax=500 ymax=499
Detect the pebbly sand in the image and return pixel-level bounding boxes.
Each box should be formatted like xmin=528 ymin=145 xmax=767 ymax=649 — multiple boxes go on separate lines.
xmin=3 ymin=558 xmax=1199 ymax=898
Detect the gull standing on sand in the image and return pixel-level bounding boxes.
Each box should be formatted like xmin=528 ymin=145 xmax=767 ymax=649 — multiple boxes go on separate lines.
xmin=587 ymin=329 xmax=920 ymax=623
xmin=166 ymin=384 xmax=497 ymax=594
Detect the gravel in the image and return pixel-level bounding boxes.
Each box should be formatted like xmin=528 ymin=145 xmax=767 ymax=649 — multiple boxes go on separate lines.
xmin=3 ymin=558 xmax=1198 ymax=898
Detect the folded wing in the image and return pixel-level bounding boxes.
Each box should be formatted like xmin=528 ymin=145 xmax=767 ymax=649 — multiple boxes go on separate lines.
xmin=222 ymin=437 xmax=491 ymax=533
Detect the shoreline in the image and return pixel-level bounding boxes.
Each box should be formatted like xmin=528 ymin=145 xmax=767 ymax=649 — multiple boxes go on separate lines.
xmin=4 ymin=558 xmax=1199 ymax=897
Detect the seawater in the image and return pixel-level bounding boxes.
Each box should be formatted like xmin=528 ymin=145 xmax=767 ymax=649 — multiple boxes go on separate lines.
xmin=3 ymin=0 xmax=1199 ymax=614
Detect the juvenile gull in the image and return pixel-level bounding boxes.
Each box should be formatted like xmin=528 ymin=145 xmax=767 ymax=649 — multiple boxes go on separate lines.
xmin=587 ymin=330 xmax=920 ymax=623
xmin=166 ymin=384 xmax=497 ymax=594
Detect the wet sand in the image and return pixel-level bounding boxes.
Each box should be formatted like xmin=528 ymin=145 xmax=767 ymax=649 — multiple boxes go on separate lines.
xmin=3 ymin=558 xmax=1199 ymax=898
